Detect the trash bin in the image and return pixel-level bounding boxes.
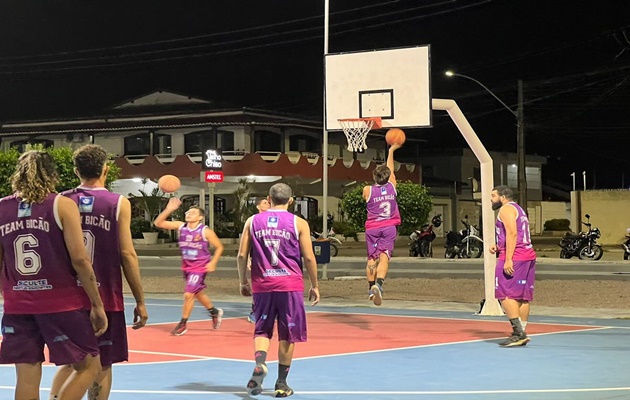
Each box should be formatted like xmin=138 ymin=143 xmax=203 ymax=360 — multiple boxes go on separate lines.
xmin=312 ymin=240 xmax=331 ymax=264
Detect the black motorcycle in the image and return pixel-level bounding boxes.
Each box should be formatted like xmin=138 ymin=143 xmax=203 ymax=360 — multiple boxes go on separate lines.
xmin=409 ymin=214 xmax=442 ymax=257
xmin=444 ymin=215 xmax=483 ymax=259
xmin=559 ymin=214 xmax=603 ymax=260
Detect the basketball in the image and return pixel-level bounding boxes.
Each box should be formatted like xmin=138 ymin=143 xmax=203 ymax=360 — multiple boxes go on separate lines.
xmin=158 ymin=175 xmax=181 ymax=193
xmin=385 ymin=128 xmax=406 ymax=146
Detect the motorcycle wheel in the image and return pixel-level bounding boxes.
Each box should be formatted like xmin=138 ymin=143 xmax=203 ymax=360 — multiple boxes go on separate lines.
xmin=409 ymin=243 xmax=420 ymax=257
xmin=625 ymin=252 xmax=630 ymax=261
xmin=469 ymin=242 xmax=483 ymax=259
xmin=559 ymin=249 xmax=571 ymax=259
xmin=444 ymin=248 xmax=457 ymax=259
xmin=420 ymin=241 xmax=431 ymax=258
xmin=330 ymin=243 xmax=338 ymax=257
xmin=578 ymin=245 xmax=603 ymax=260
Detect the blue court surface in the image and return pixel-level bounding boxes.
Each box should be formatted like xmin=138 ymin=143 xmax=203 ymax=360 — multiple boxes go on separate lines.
xmin=1 ymin=297 xmax=629 ymax=400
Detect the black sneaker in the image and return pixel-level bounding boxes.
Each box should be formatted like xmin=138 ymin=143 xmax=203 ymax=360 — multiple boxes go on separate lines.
xmin=211 ymin=308 xmax=224 ymax=329
xmin=274 ymin=381 xmax=294 ymax=398
xmin=499 ymin=334 xmax=530 ymax=347
xmin=170 ymin=322 xmax=187 ymax=336
xmin=246 ymin=363 xmax=268 ymax=396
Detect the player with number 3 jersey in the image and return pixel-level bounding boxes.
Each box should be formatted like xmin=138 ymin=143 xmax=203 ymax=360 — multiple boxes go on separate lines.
xmin=362 ymin=142 xmax=402 ymax=306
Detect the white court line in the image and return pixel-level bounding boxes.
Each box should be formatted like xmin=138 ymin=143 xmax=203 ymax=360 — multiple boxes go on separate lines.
xmin=291 ymin=326 xmax=611 ymax=362
xmin=1 ymin=386 xmax=629 ymax=396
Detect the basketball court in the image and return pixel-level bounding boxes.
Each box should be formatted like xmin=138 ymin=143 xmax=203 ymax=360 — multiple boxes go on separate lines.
xmin=1 ymin=298 xmax=628 ymax=399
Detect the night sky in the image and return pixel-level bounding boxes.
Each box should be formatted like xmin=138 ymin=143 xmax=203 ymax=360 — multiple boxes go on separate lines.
xmin=0 ymin=1 xmax=628 ymax=189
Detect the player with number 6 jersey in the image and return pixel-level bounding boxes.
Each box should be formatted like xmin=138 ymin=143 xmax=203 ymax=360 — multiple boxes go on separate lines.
xmin=0 ymin=150 xmax=107 ymax=400
xmin=362 ymin=142 xmax=402 ymax=306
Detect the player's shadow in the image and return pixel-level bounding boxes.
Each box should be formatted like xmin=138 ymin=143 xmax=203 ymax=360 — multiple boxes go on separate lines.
xmin=320 ymin=312 xmax=372 ymax=330
xmin=175 ymin=382 xmax=260 ymax=399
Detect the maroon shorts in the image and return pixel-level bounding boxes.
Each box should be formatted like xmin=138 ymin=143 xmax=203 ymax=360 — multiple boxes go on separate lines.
xmin=183 ymin=271 xmax=207 ymax=294
xmin=366 ymin=226 xmax=398 ymax=260
xmin=252 ymin=291 xmax=307 ymax=343
xmin=495 ymin=259 xmax=536 ymax=301
xmin=98 ymin=311 xmax=129 ymax=367
xmin=0 ymin=309 xmax=99 ymax=366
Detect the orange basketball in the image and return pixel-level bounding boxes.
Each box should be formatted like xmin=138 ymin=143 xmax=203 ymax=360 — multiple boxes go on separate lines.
xmin=158 ymin=175 xmax=181 ymax=193
xmin=385 ymin=128 xmax=406 ymax=145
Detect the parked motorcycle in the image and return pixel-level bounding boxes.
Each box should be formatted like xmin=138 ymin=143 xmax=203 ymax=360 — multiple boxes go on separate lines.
xmin=444 ymin=215 xmax=483 ymax=259
xmin=409 ymin=214 xmax=442 ymax=257
xmin=558 ymin=214 xmax=603 ymax=260
xmin=622 ymin=228 xmax=630 ymax=260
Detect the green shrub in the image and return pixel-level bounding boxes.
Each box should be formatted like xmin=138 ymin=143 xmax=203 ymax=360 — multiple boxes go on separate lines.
xmin=130 ymin=217 xmax=153 ymax=238
xmin=544 ymin=218 xmax=570 ymax=231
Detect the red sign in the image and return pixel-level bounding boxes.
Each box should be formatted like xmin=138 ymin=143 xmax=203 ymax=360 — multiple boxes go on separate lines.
xmin=204 ymin=171 xmax=224 ymax=183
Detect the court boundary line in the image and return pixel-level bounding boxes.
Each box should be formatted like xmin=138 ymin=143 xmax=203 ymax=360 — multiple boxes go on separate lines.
xmin=1 ymin=386 xmax=629 ymax=396
xmin=307 ymin=310 xmax=622 ymax=329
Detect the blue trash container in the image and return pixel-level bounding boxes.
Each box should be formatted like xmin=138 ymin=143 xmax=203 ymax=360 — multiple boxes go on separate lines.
xmin=312 ymin=241 xmax=331 ymax=264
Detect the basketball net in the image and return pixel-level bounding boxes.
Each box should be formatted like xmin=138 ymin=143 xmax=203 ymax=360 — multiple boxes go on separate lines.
xmin=338 ymin=118 xmax=382 ymax=152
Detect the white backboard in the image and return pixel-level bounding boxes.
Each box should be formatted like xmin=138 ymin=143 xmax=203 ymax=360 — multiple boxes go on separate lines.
xmin=325 ymin=45 xmax=432 ymax=131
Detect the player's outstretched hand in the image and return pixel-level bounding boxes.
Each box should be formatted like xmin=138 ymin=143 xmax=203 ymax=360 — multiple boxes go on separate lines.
xmin=309 ymin=286 xmax=320 ymax=306
xmin=91 ymin=306 xmax=108 ymax=337
xmin=240 ymin=282 xmax=252 ymax=296
xmin=390 ymin=143 xmax=403 ymax=151
xmin=489 ymin=245 xmax=497 ymax=254
xmin=132 ymin=303 xmax=149 ymax=330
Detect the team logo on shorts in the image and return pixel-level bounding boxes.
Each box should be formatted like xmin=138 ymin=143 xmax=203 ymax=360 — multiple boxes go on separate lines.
xmin=267 ymin=216 xmax=279 ymax=228
xmin=79 ymin=196 xmax=95 ymax=213
xmin=17 ymin=202 xmax=32 ymax=217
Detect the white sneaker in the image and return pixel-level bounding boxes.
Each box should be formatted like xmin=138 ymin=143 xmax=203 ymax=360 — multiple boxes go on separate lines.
xmin=370 ymin=284 xmax=383 ymax=306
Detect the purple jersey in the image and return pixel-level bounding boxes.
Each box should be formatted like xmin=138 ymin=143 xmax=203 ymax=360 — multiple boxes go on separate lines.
xmin=249 ymin=210 xmax=303 ymax=293
xmin=178 ymin=224 xmax=212 ymax=273
xmin=496 ymin=202 xmax=537 ymax=261
xmin=0 ymin=193 xmax=85 ymax=314
xmin=365 ymin=182 xmax=401 ymax=230
xmin=62 ymin=186 xmax=124 ymax=311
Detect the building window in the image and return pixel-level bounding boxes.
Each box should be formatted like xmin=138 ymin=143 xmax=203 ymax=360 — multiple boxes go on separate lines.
xmin=254 ymin=130 xmax=281 ymax=152
xmin=292 ymin=196 xmax=318 ymax=220
xmin=526 ymin=167 xmax=541 ymax=190
xmin=10 ymin=139 xmax=54 ymax=152
xmin=124 ymin=132 xmax=171 ymax=156
xmin=217 ymin=130 xmax=234 ymax=152
xmin=289 ymin=134 xmax=319 ymax=153
xmin=507 ymin=164 xmax=518 ymax=188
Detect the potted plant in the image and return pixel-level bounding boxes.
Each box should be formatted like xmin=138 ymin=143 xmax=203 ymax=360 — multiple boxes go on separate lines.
xmin=128 ymin=179 xmax=168 ymax=244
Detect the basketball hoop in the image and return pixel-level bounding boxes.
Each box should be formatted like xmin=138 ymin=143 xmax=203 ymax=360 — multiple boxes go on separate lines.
xmin=337 ymin=117 xmax=382 ymax=152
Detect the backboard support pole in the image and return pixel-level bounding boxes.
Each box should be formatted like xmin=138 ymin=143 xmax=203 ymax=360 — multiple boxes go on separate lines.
xmin=432 ymin=98 xmax=503 ymax=316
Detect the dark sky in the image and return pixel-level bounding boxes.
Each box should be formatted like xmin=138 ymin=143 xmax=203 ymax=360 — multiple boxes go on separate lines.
xmin=0 ymin=1 xmax=629 ymax=189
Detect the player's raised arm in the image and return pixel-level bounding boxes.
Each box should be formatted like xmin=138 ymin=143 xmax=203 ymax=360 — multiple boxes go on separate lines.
xmin=386 ymin=143 xmax=402 ymax=187
xmin=154 ymin=197 xmax=185 ymax=230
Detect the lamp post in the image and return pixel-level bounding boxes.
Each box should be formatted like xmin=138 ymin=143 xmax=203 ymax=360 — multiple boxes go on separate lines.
xmin=445 ymin=71 xmax=527 ymax=210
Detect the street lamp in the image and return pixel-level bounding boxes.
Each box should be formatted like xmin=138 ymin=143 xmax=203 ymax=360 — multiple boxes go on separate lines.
xmin=445 ymin=71 xmax=527 ymax=210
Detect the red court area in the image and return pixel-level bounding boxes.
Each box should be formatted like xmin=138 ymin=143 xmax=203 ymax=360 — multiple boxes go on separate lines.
xmin=126 ymin=313 xmax=594 ymax=364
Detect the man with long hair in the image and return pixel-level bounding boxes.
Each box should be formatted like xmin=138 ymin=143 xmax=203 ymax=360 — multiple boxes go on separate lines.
xmin=50 ymin=144 xmax=148 ymax=399
xmin=0 ymin=150 xmax=107 ymax=400
xmin=155 ymin=198 xmax=224 ymax=335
